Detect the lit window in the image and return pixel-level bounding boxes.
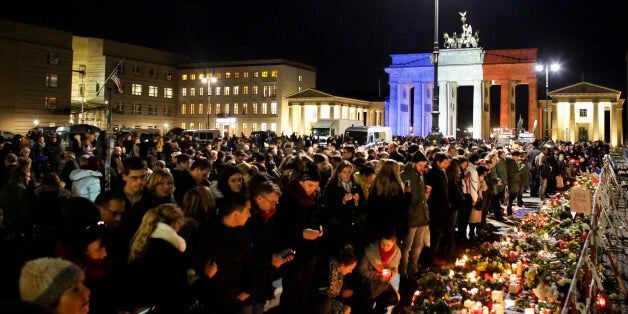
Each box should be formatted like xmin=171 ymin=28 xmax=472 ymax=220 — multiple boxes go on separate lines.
xmin=46 ymin=74 xmax=59 ymax=87
xmin=165 ymin=71 xmax=173 ymax=80
xmin=253 ymin=71 xmax=259 ymax=78
xmin=199 ymin=103 xmax=204 ymax=115
xmin=242 ymin=103 xmax=248 ymax=115
xmin=263 ymin=85 xmax=269 ymax=97
xmin=242 ymin=123 xmax=248 ymax=134
xmin=262 ymin=102 xmax=268 ymax=114
xmin=262 ymin=71 xmax=268 ymax=78
xmin=252 ymin=103 xmax=258 ymax=115
xmin=234 ymin=72 xmax=240 ymax=78
xmin=225 ymin=72 xmax=231 ymax=79
xmin=261 ymin=122 xmax=267 ymax=131
xmin=190 ymin=73 xmax=196 ymax=80
xmin=271 ymin=102 xmax=277 ymax=115
xmin=243 ymin=72 xmax=249 ymax=78
xmin=271 ymin=123 xmax=277 ymax=132
xmin=253 ymin=85 xmax=258 ymax=95
xmin=271 ymin=70 xmax=278 ymax=77
xmin=190 ymin=103 xmax=195 ymax=115
xmin=271 ymin=85 xmax=277 ymax=97
xmin=164 ymin=88 xmax=173 ymax=98
xmin=243 ymin=86 xmax=249 ymax=95
xmin=215 ymin=86 xmax=221 ymax=95
xmin=225 ymin=103 xmax=230 ymax=115
xmin=189 ymin=87 xmax=196 ymax=96
xmin=132 ymin=84 xmax=142 ymax=96
xmin=233 ymin=86 xmax=239 ymax=95
xmin=148 ymin=86 xmax=158 ymax=97
xmin=181 ymin=74 xmax=188 ymax=80
xmin=215 ymin=103 xmax=221 ymax=114
xmin=216 ymin=73 xmax=222 ymax=79
xmin=298 ymin=75 xmax=303 ymax=82
xmin=233 ymin=103 xmax=239 ymax=114
xmin=181 ymin=122 xmax=186 ymax=129
xmin=252 ymin=123 xmax=258 ymax=131
xmin=45 ymin=97 xmax=57 ymax=109
xmin=207 ymin=104 xmax=211 ymax=114
xmin=199 ymin=87 xmax=205 ymax=96
xmin=224 ymin=86 xmax=230 ymax=95
xmin=189 ymin=123 xmax=195 ymax=129
xmin=181 ymin=104 xmax=186 ymax=114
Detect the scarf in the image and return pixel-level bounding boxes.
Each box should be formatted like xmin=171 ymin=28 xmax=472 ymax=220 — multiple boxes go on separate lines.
xmin=286 ymin=178 xmax=317 ymax=206
xmin=378 ymin=243 xmax=394 ymax=267
xmin=151 ymin=222 xmax=186 ymax=252
xmin=254 ymin=206 xmax=276 ymax=223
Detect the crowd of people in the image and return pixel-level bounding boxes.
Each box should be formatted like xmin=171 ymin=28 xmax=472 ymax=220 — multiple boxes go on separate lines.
xmin=0 ymin=129 xmax=610 ymax=314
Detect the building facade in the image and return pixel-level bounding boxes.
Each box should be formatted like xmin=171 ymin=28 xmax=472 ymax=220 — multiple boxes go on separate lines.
xmin=547 ymin=82 xmax=624 ymax=146
xmin=285 ymin=88 xmax=385 ymax=135
xmin=177 ymin=60 xmax=316 ymax=136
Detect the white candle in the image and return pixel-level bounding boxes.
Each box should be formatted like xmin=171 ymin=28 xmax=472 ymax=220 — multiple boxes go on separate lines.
xmin=524 ymin=308 xmax=535 ymax=314
xmin=493 ymin=304 xmax=504 ymax=314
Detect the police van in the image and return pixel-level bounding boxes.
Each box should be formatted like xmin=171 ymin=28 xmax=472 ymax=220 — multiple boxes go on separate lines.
xmin=181 ymin=129 xmax=222 ymax=146
xmin=344 ymin=126 xmax=393 ymax=148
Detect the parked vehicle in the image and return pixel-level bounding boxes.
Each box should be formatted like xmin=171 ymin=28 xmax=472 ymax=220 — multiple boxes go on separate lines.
xmin=311 ymin=118 xmax=363 ymax=147
xmin=344 ymin=126 xmax=392 ymax=148
xmin=181 ymin=129 xmax=222 ymax=146
xmin=56 ymin=124 xmax=105 ymax=156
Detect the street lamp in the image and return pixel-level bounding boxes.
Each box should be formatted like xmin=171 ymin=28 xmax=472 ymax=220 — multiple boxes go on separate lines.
xmin=536 ymin=63 xmax=560 ymax=140
xmin=428 ymin=0 xmax=442 ymax=144
xmin=163 ymin=122 xmax=169 ymax=133
xmin=201 ymin=76 xmax=217 ymax=129
xmin=33 ymin=119 xmax=39 ymax=128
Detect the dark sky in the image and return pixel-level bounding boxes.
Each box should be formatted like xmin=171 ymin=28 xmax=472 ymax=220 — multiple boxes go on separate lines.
xmin=3 ymin=0 xmax=626 ymax=100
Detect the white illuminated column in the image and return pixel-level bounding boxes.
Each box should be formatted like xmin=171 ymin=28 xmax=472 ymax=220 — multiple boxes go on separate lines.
xmin=201 ymin=76 xmax=218 ymax=129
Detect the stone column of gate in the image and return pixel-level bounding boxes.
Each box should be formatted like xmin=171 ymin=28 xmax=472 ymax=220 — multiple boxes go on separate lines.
xmin=592 ymin=100 xmax=600 ymax=141
xmin=499 ymin=81 xmax=509 ymax=127
xmin=300 ymin=104 xmax=306 ymax=135
xmin=569 ymin=101 xmax=576 ymax=143
xmin=473 ymin=81 xmax=482 ymax=139
xmin=387 ymin=83 xmax=399 ymax=134
xmin=527 ymin=80 xmax=538 ymax=137
xmin=316 ymin=103 xmax=321 ymax=121
xmin=610 ymin=103 xmax=620 ymax=146
xmin=413 ymin=83 xmax=424 ymax=137
xmin=289 ymin=105 xmax=295 ymax=133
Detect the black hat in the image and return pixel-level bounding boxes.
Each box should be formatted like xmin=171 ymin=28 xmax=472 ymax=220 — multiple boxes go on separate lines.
xmin=407 ymin=144 xmax=420 ymax=155
xmin=411 ymin=151 xmax=428 ymax=163
xmin=298 ymin=164 xmax=321 ymax=182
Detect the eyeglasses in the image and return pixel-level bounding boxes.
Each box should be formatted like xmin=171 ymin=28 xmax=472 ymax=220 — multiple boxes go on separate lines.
xmin=261 ymin=194 xmax=279 ymax=206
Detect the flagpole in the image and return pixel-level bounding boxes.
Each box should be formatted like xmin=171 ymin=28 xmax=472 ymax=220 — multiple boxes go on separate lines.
xmin=101 ymin=57 xmax=125 ymax=191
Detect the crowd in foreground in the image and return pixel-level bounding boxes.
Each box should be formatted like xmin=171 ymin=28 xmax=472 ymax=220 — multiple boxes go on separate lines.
xmin=0 ymin=130 xmax=610 ymax=314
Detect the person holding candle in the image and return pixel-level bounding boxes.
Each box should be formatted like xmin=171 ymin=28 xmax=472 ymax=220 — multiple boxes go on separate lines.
xmin=355 ymin=228 xmax=401 ymax=314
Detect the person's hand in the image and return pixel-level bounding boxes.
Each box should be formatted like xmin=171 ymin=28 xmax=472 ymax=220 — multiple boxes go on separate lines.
xmin=341 ymin=288 xmax=354 ymax=298
xmin=204 ymin=260 xmax=218 ymax=278
xmin=352 ymin=193 xmax=360 ymax=203
xmin=343 ymin=193 xmax=353 ymax=203
xmin=303 ymin=227 xmax=323 ymax=240
xmin=236 ymin=292 xmax=250 ymax=301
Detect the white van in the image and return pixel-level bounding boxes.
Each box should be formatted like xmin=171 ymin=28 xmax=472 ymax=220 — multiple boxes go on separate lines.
xmin=181 ymin=129 xmax=222 ymax=145
xmin=344 ymin=126 xmax=392 ymax=148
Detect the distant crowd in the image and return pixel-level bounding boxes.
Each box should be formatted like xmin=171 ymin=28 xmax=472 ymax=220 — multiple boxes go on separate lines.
xmin=0 ymin=130 xmax=610 ymax=314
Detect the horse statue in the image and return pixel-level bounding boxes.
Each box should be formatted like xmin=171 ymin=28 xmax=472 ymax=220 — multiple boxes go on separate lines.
xmin=443 ymin=33 xmax=456 ymax=49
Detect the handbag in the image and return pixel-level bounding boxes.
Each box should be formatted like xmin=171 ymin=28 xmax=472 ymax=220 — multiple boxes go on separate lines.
xmin=469 ymin=207 xmax=483 ymax=224
xmin=555 ymin=175 xmax=564 ymax=188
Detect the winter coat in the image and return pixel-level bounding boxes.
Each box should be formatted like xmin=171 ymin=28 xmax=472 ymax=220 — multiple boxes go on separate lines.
xmin=358 ymin=241 xmax=401 ymax=299
xmin=400 ymin=163 xmax=429 ymax=228
xmin=424 ymin=167 xmax=450 ymax=224
xmin=69 ymin=168 xmax=102 ymax=201
xmin=505 ymin=157 xmax=521 ymax=194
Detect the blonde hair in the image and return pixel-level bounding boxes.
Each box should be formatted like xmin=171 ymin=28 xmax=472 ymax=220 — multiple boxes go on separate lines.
xmin=182 ymin=186 xmax=216 ymax=222
xmin=146 ymin=169 xmax=174 ymax=195
xmin=369 ymin=159 xmax=404 ymax=197
xmin=128 ymin=203 xmax=183 ymax=262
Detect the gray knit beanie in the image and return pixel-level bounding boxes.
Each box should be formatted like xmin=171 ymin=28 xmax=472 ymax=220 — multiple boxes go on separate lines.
xmin=19 ymin=257 xmax=83 ymax=309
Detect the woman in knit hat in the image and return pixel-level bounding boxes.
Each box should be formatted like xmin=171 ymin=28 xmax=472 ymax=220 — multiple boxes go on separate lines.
xmin=19 ymin=257 xmax=90 ymax=314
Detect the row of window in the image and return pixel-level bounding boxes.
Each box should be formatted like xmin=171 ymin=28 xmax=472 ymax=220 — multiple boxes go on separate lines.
xmin=116 ymin=65 xmax=175 ymax=80
xmin=113 ymin=103 xmax=173 ymax=116
xmin=181 ymin=122 xmax=278 ymax=134
xmin=180 ymin=102 xmax=278 ymax=115
xmin=181 ymin=84 xmax=277 ymax=97
xmin=181 ymin=70 xmax=287 ymax=81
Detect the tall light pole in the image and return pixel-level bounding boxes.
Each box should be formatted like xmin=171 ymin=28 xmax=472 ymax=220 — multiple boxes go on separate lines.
xmin=536 ymin=63 xmax=560 ymax=140
xmin=428 ymin=0 xmax=442 ymax=144
xmin=201 ymin=75 xmax=217 ymax=129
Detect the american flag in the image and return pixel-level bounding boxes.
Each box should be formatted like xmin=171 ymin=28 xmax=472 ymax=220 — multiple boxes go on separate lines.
xmin=111 ymin=73 xmax=123 ymax=93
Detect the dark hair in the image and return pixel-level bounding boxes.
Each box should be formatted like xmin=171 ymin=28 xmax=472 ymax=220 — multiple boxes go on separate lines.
xmin=431 ymin=152 xmax=450 ymax=165
xmin=336 ymin=245 xmax=358 ymax=266
xmin=468 ymin=153 xmax=481 ymax=164
xmin=411 ymin=151 xmax=428 ymax=163
xmin=123 ymin=157 xmax=146 ymax=175
xmin=216 ymin=193 xmax=249 ymax=217
xmin=359 ymin=163 xmax=376 ymax=176
xmin=249 ymin=177 xmax=282 ymax=199
xmin=176 ymin=154 xmax=191 ymax=164
xmin=476 ymin=165 xmax=489 ymax=176
xmin=217 ymin=164 xmax=245 ymax=195
xmin=190 ymin=158 xmax=211 ymax=171
xmin=94 ymin=189 xmax=125 ymax=207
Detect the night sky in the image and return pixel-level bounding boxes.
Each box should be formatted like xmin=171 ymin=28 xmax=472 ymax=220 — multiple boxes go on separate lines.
xmin=3 ymin=0 xmax=626 ymax=100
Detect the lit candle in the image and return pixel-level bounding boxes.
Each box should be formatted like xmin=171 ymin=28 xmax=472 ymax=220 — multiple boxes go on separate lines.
xmin=493 ymin=303 xmax=504 ymax=314
xmin=524 ymin=308 xmax=535 ymax=314
xmin=491 ymin=290 xmax=504 ymax=304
